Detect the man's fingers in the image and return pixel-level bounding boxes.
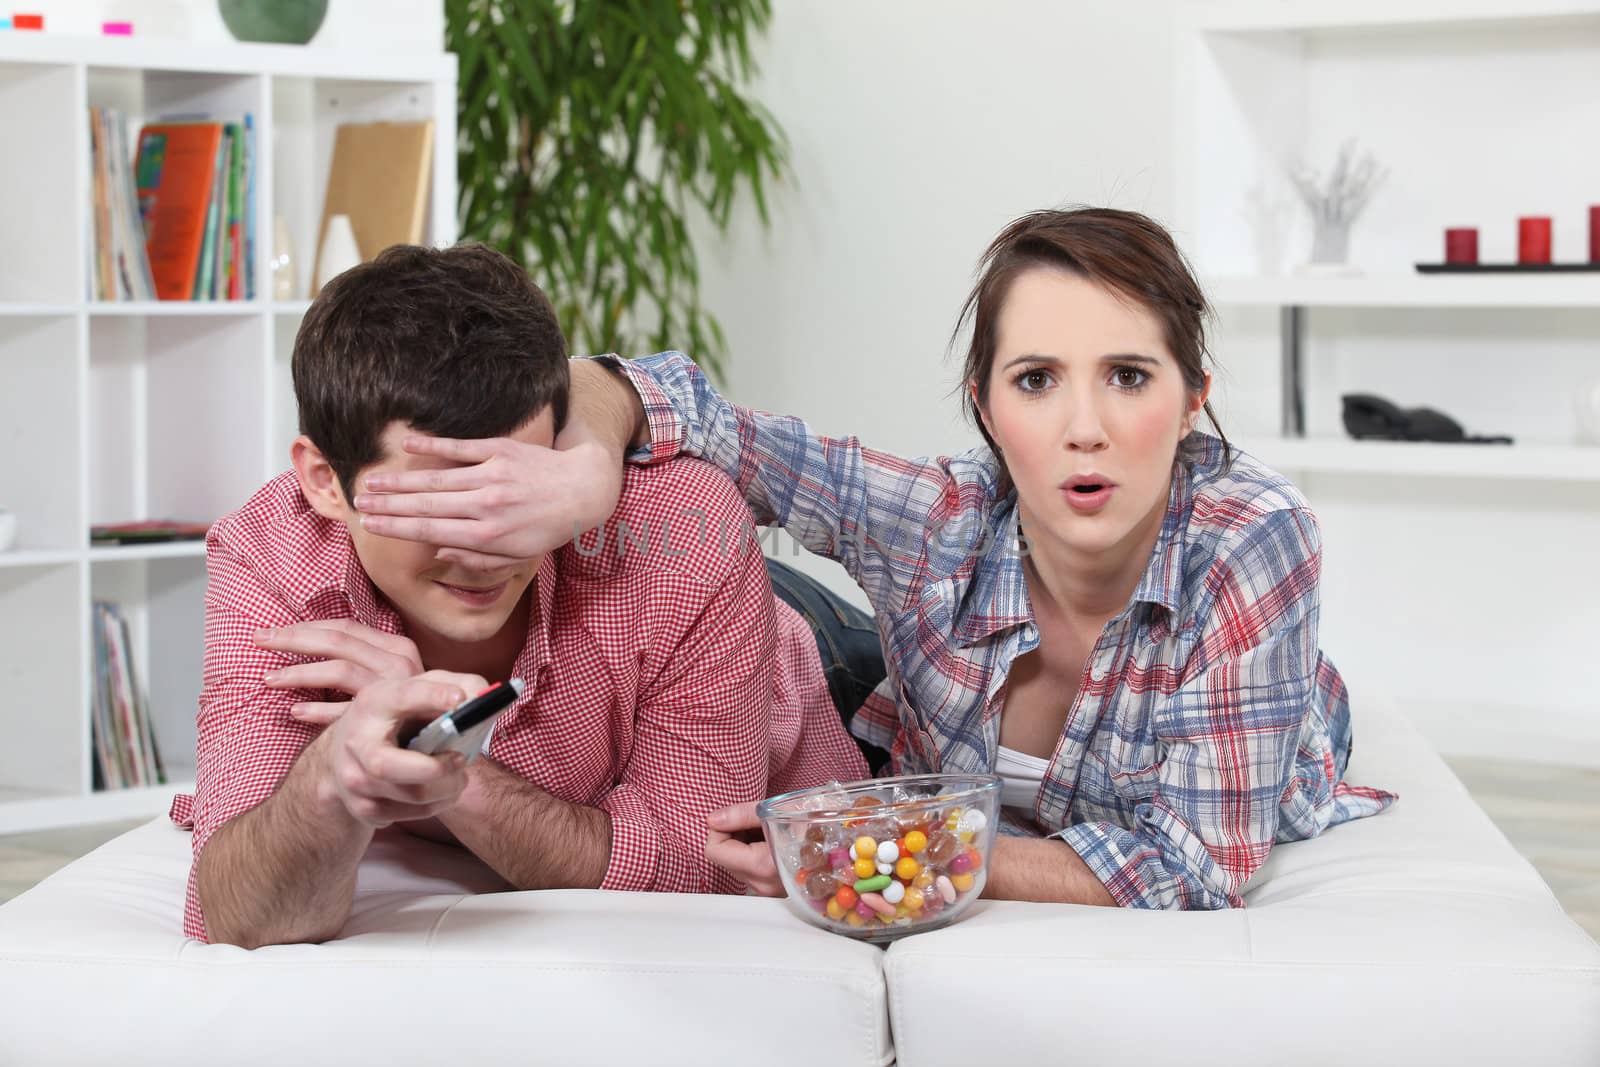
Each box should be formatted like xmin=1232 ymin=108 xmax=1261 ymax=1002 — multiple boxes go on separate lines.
xmin=264 ymin=660 xmax=375 ymax=696
xmin=290 ymin=700 xmax=350 ymax=726
xmin=283 ymin=618 xmax=420 ymax=661
xmin=362 ymin=746 xmax=469 ymax=792
xmin=360 ymin=457 xmax=490 ymax=493
xmin=255 ymin=622 xmax=403 ymax=668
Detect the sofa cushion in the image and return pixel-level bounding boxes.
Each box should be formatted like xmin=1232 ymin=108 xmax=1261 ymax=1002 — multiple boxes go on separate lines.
xmin=0 ymin=822 xmax=891 ymax=1067
xmin=882 ymin=692 xmax=1600 ymax=1066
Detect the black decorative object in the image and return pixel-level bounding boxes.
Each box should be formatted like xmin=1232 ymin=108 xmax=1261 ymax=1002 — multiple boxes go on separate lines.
xmin=1342 ymin=394 xmax=1513 ymax=444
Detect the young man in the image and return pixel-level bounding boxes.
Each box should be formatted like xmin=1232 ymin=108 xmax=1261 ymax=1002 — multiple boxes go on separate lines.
xmin=172 ymin=244 xmax=868 ymax=947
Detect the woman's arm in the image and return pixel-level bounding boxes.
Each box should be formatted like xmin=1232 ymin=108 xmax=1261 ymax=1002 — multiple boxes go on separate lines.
xmin=357 ymin=352 xmax=998 ymax=616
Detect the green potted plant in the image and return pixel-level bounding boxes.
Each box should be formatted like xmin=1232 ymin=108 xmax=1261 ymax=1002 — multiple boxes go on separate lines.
xmin=447 ymin=0 xmax=787 ymax=380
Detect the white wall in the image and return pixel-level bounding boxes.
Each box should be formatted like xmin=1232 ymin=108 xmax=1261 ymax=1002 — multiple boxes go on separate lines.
xmin=696 ymin=0 xmax=1179 ymax=587
xmin=22 ymin=0 xmax=441 ymax=52
xmin=697 ymin=1 xmax=1600 ymax=767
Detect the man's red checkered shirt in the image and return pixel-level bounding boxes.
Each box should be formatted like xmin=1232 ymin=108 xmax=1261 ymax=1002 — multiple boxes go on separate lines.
xmin=171 ymin=459 xmax=868 ymax=941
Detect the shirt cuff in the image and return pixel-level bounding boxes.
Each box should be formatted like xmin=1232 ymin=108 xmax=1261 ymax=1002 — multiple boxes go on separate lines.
xmin=597 ymin=784 xmax=663 ymax=893
xmin=1057 ymin=821 xmax=1166 ymax=910
xmin=590 ymin=355 xmax=684 ymax=465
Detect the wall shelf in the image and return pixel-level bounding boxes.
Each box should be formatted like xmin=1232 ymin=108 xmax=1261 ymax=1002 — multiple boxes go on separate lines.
xmin=1206 ymin=274 xmax=1600 ymax=309
xmin=1241 ymin=437 xmax=1600 ymax=482
xmin=1194 ymin=0 xmax=1600 ymax=34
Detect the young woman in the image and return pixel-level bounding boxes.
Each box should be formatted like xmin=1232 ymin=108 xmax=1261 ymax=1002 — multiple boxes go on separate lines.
xmin=354 ymin=208 xmax=1395 ymax=909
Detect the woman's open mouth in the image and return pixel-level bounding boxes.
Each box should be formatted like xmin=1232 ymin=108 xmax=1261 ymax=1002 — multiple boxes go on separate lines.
xmin=1061 ymin=476 xmax=1115 ymax=512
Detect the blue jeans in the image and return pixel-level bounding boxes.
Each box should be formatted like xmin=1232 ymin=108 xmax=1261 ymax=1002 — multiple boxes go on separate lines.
xmin=765 ymin=557 xmax=891 ymax=775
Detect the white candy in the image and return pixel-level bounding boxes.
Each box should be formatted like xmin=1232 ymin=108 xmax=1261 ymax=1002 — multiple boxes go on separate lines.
xmin=882 ymin=880 xmax=906 ymax=904
xmin=877 ymin=861 xmax=894 ymax=875
xmin=936 ymin=874 xmax=957 ymax=904
xmin=876 ymin=840 xmax=900 ymax=864
xmin=958 ymin=809 xmax=988 ymax=835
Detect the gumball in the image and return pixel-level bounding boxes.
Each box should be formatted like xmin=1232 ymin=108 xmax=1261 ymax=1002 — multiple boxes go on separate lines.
xmin=903 ymin=887 xmax=925 ymax=911
xmin=854 ymin=836 xmax=877 ymax=861
xmin=853 ymin=857 xmax=876 ymax=879
xmin=895 ymin=856 xmax=920 ymax=881
xmin=835 ymin=885 xmax=859 ymax=910
xmin=963 ymin=849 xmax=984 ymax=872
xmin=903 ymin=830 xmax=927 ymax=855
xmin=855 ymin=899 xmax=876 ymax=920
xmin=882 ymin=880 xmax=906 ymax=905
xmin=826 ymin=898 xmax=847 ymax=920
xmin=949 ymin=852 xmax=974 ymax=875
xmin=951 ymin=872 xmax=975 ymax=893
xmin=845 ymin=910 xmax=865 ymax=928
xmin=876 ymin=862 xmax=894 ymax=876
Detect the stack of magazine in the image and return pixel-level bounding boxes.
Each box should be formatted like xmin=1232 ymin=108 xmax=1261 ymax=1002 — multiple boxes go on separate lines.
xmin=91 ymin=601 xmax=167 ymax=790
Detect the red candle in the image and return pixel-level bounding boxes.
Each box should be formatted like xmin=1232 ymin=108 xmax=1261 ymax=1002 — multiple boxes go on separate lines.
xmin=1519 ymin=216 xmax=1553 ymax=264
xmin=1445 ymin=228 xmax=1478 ymax=265
xmin=1590 ymin=206 xmax=1599 ymax=264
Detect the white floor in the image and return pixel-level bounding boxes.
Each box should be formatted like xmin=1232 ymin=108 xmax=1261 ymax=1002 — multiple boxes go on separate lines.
xmin=1 ymin=758 xmax=1596 ymax=941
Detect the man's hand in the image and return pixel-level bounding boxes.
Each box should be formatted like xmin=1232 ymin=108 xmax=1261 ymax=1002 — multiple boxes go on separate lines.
xmin=256 ymin=619 xmax=423 ymax=726
xmin=321 ymin=672 xmax=485 ymax=828
xmin=350 ymin=360 xmax=643 ymax=570
xmin=706 ymin=802 xmax=784 ymax=896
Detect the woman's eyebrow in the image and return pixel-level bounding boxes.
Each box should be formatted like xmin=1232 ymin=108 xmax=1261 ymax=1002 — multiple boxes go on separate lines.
xmin=1000 ymin=352 xmax=1161 ymax=372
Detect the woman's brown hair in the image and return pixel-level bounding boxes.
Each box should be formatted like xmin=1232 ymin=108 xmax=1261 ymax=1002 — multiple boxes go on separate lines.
xmin=955 ymin=207 xmax=1229 ymax=496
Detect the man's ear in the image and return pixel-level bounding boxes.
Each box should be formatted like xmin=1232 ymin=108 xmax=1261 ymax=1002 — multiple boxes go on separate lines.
xmin=291 ymin=436 xmax=352 ymax=521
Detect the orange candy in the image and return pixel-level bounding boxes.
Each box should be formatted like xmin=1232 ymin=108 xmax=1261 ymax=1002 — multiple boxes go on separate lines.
xmin=834 ymin=885 xmax=859 ymax=910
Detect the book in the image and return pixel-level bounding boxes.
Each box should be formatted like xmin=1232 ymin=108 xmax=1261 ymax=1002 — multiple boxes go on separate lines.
xmin=90 ymin=520 xmax=211 ymax=545
xmin=88 ymin=107 xmax=156 ymax=301
xmin=135 ymin=122 xmax=223 ymax=301
xmin=315 ymin=120 xmax=434 ymax=293
xmin=90 ymin=601 xmax=168 ymax=790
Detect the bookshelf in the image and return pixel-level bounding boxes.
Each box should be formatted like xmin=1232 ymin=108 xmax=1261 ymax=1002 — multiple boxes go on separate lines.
xmin=0 ymin=36 xmax=457 ymax=833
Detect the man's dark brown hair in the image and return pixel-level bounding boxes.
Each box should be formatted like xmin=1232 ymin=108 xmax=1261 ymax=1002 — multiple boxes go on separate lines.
xmin=293 ymin=242 xmax=569 ymax=500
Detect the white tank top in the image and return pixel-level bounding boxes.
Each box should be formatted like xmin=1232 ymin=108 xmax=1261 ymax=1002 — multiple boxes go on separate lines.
xmin=995 ymin=744 xmax=1050 ymax=812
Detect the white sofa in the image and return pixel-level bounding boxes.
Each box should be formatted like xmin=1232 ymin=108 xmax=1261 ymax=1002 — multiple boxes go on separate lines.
xmin=1 ymin=695 xmax=1596 ymax=1066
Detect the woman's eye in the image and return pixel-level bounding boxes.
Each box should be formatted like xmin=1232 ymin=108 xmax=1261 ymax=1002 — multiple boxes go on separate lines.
xmin=1112 ymin=367 xmax=1148 ymax=390
xmin=1016 ymin=369 xmax=1051 ymax=392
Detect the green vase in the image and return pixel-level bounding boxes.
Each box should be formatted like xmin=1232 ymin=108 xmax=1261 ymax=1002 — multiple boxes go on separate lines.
xmin=218 ymin=0 xmax=328 ymax=45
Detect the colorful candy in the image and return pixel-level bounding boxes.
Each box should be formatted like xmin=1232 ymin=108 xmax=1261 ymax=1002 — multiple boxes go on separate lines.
xmin=781 ymin=791 xmax=994 ymax=940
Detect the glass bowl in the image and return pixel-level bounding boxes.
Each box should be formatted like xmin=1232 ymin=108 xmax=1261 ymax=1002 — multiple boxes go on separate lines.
xmin=756 ymin=773 xmax=1001 ymax=943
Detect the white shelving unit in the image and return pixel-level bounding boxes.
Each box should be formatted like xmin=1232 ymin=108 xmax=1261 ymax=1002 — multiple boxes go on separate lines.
xmin=1178 ymin=2 xmax=1600 ymax=482
xmin=0 ymin=35 xmax=457 ymax=833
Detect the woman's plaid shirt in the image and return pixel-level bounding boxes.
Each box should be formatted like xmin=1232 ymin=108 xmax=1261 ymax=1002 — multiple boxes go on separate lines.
xmin=601 ymin=352 xmax=1396 ymax=910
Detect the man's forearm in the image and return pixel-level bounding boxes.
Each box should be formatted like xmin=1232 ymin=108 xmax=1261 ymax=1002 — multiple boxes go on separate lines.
xmin=568 ymin=357 xmax=649 ymax=453
xmin=439 ymin=756 xmax=612 ymax=890
xmin=196 ymin=732 xmax=373 ymax=947
xmin=982 ymin=835 xmax=1119 ymax=907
